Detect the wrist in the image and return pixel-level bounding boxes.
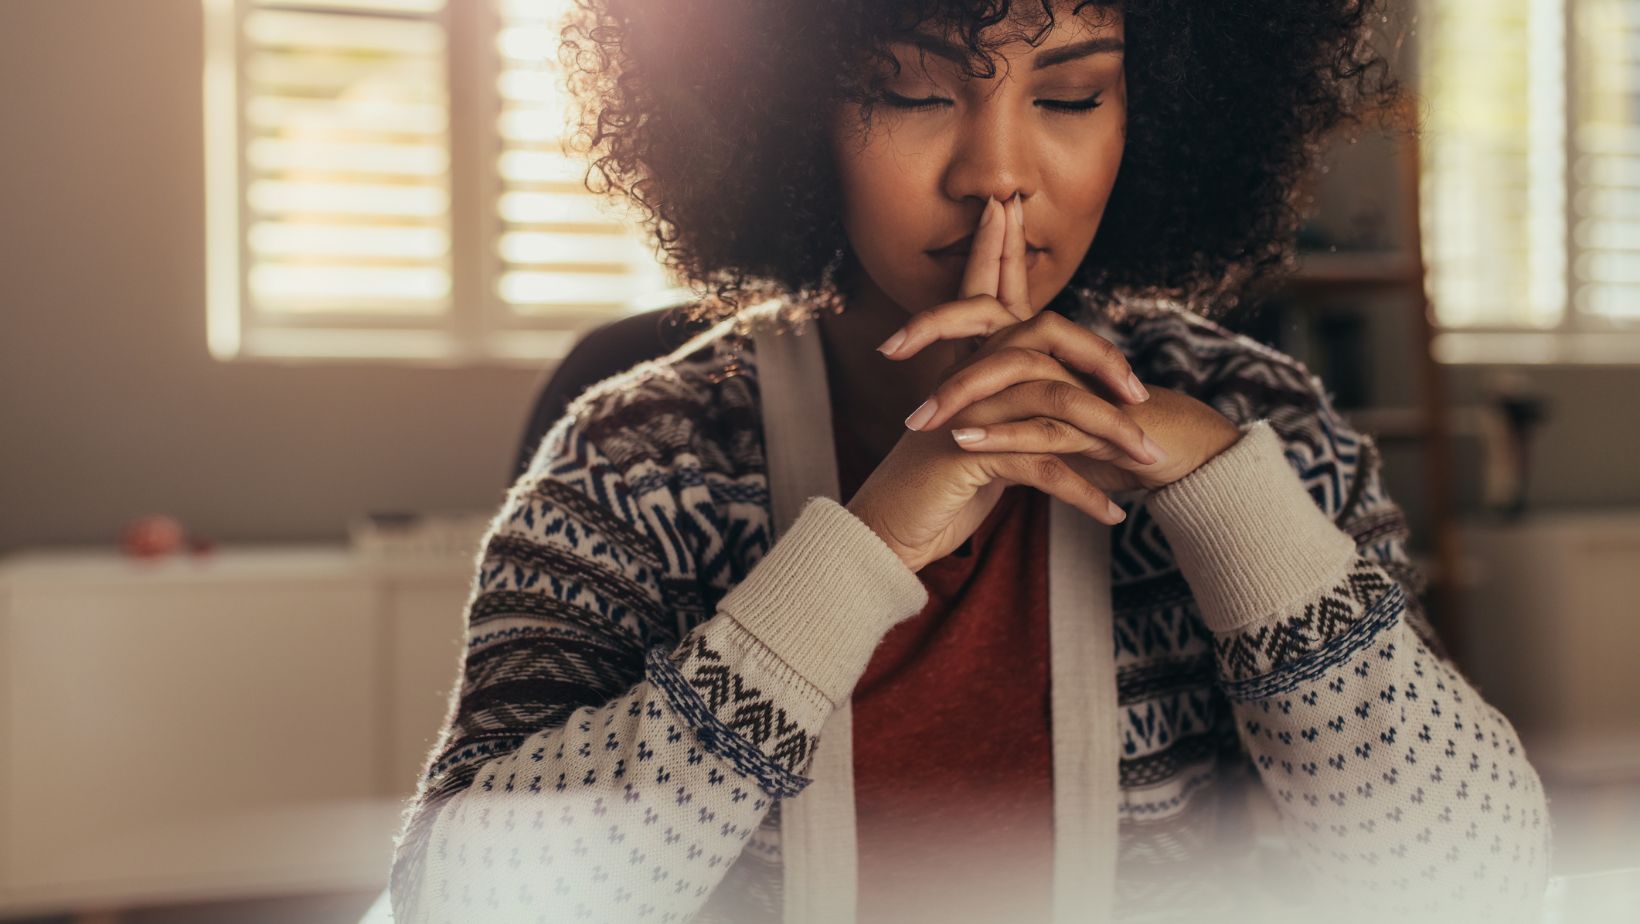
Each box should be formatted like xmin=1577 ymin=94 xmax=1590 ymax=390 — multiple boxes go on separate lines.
xmin=1150 ymin=418 xmax=1243 ymax=492
xmin=1143 ymin=419 xmax=1358 ymax=632
xmin=845 ymin=497 xmax=922 ymax=572
xmin=1197 ymin=420 xmax=1244 ymax=470
xmin=724 ymin=496 xmax=930 ymax=703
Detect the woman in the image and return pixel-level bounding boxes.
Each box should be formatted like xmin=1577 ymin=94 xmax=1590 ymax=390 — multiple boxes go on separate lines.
xmin=389 ymin=2 xmax=1550 ymax=922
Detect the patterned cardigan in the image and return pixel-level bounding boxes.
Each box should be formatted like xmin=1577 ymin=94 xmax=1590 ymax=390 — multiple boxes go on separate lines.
xmin=388 ymin=295 xmax=1551 ymax=923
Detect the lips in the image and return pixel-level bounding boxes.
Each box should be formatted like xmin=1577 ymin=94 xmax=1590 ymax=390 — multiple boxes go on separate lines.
xmin=929 ymin=246 xmax=1046 ymax=257
xmin=930 ymin=248 xmax=1045 ymax=270
xmin=927 ymin=232 xmax=1046 ymax=256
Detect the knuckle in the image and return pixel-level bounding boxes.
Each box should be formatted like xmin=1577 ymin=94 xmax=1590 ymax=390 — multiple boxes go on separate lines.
xmin=965 ymin=293 xmax=1004 ymax=314
xmin=1031 ymin=416 xmax=1064 ymax=441
xmin=1030 ymin=454 xmax=1065 ymax=483
xmin=981 ymin=304 xmax=1014 ymax=334
xmin=1044 ymin=380 xmax=1081 ymax=414
xmin=999 ymin=345 xmax=1036 ymax=369
xmin=904 ymin=313 xmax=934 ymax=338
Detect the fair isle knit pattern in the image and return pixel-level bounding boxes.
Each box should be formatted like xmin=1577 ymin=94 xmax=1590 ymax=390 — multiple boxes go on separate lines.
xmin=388 ymin=295 xmax=1550 ymax=923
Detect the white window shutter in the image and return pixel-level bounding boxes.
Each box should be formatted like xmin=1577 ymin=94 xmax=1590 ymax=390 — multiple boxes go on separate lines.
xmin=1571 ymin=0 xmax=1640 ymax=322
xmin=1420 ymin=0 xmax=1567 ymax=330
xmin=207 ymin=0 xmax=459 ymax=360
xmin=487 ymin=0 xmax=681 ymax=331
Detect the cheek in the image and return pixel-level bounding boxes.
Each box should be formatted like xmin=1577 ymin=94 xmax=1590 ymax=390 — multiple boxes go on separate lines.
xmin=1051 ymin=133 xmax=1124 ymax=219
xmin=839 ymin=142 xmax=920 ymax=212
xmin=835 ymin=144 xmax=931 ymax=263
xmin=839 ymin=171 xmax=897 ymax=244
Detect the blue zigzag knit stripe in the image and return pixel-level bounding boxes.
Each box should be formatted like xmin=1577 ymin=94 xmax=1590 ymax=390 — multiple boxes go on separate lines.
xmin=1218 ymin=583 xmax=1406 ymax=702
xmin=646 ymin=646 xmax=812 ymax=799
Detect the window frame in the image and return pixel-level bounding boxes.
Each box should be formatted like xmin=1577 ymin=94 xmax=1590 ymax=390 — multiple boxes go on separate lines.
xmin=202 ymin=0 xmax=692 ymax=368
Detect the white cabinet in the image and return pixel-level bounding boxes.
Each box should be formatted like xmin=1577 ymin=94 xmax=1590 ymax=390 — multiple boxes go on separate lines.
xmin=0 ymin=547 xmax=474 ymax=917
xmin=1457 ymin=510 xmax=1640 ymax=783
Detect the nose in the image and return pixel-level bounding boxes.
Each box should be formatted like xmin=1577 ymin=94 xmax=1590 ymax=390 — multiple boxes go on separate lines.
xmin=938 ymin=98 xmax=1038 ymax=216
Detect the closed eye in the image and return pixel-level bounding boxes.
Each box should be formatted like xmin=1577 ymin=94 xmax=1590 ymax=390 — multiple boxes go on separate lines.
xmin=1039 ymin=93 xmax=1103 ymax=112
xmin=877 ymin=89 xmax=1104 ymax=114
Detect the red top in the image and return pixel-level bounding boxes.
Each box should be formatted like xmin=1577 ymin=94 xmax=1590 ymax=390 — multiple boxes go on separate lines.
xmin=834 ymin=412 xmax=1057 ymax=924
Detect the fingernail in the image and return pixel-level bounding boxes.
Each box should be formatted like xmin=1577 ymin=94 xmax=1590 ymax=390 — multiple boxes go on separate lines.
xmin=979 ymin=197 xmax=998 ymax=228
xmin=877 ymin=328 xmax=907 ymax=355
xmin=952 ymin=427 xmax=985 ymax=444
xmin=905 ymin=397 xmax=938 ymax=431
xmin=1126 ymin=372 xmax=1149 ymax=402
xmin=1010 ymin=195 xmax=1023 ymax=225
xmin=1141 ymin=434 xmax=1168 ymax=464
xmin=1106 ymin=499 xmax=1126 ymax=523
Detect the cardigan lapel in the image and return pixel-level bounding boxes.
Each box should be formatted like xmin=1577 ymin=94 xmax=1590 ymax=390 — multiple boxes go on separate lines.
xmin=750 ymin=302 xmax=1119 ymax=924
xmin=1049 ymin=495 xmax=1119 ymax=921
xmin=751 ymin=311 xmax=859 ymax=924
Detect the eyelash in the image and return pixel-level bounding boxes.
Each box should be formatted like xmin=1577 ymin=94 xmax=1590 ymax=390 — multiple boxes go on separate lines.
xmin=877 ymin=89 xmax=1104 ymax=114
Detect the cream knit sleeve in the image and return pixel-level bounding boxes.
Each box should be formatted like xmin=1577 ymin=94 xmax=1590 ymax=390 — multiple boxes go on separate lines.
xmin=389 ymin=409 xmax=926 ymax=924
xmin=1144 ymin=418 xmax=1552 ymax=924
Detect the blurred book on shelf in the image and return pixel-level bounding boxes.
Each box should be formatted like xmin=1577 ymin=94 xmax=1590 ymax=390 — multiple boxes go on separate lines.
xmin=347 ymin=510 xmax=494 ymax=563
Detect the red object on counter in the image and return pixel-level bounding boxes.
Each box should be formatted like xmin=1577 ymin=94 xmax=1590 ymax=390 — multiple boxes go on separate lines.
xmin=120 ymin=515 xmax=187 ymax=559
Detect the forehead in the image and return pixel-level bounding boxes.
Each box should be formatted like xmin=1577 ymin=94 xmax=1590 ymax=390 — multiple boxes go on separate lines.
xmin=890 ymin=2 xmax=1124 ymax=69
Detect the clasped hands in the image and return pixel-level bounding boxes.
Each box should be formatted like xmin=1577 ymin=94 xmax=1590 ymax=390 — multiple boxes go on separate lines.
xmin=878 ymin=193 xmax=1242 ymax=496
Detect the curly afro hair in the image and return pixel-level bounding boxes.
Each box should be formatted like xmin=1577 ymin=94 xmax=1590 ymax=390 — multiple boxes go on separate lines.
xmin=557 ymin=0 xmax=1411 ymax=326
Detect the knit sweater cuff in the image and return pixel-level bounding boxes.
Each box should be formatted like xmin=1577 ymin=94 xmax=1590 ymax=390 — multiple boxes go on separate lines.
xmin=716 ymin=495 xmax=930 ymax=707
xmin=1144 ymin=419 xmax=1358 ymax=634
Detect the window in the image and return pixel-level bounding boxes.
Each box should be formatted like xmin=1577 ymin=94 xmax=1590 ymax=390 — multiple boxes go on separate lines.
xmin=1422 ymin=0 xmax=1640 ymax=364
xmin=203 ymin=0 xmax=689 ymax=365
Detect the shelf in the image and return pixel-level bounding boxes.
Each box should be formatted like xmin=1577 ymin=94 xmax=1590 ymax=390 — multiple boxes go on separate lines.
xmin=1341 ymin=405 xmax=1429 ymax=440
xmin=1284 ymin=250 xmax=1424 ymax=291
xmin=1339 ymin=404 xmax=1488 ymax=441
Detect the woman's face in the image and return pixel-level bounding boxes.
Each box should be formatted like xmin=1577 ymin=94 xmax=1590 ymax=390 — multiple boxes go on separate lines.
xmin=828 ymin=4 xmax=1126 ymax=318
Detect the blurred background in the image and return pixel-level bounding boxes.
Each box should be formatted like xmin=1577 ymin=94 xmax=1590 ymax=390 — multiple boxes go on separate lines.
xmin=1 ymin=0 xmax=1638 ymax=921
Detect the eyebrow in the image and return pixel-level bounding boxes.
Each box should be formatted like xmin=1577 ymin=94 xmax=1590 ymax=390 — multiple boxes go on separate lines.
xmin=895 ymin=33 xmax=1125 ymax=70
